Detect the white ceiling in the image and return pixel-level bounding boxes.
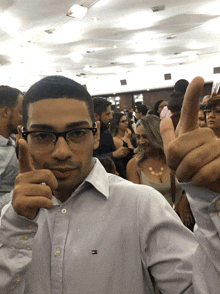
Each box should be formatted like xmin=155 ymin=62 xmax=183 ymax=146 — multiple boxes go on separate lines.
xmin=1 ymin=0 xmax=220 ymax=92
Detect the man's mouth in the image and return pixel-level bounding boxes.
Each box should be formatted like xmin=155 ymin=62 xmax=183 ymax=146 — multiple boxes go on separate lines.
xmin=50 ymin=167 xmax=77 ymax=179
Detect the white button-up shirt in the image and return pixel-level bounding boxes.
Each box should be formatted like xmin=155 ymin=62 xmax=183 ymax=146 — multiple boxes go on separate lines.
xmin=0 ymin=158 xmax=220 ymax=293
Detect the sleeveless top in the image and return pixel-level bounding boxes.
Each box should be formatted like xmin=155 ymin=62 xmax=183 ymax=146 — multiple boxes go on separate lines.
xmin=140 ymin=171 xmax=182 ymax=207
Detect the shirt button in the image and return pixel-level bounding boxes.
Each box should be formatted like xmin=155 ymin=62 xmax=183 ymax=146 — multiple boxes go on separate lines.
xmin=55 ymin=249 xmax=61 ymax=256
xmin=15 ymin=276 xmax=21 ymax=283
xmin=61 ymin=208 xmax=67 ymax=214
xmin=22 ymin=234 xmax=29 ymax=241
xmin=216 ymin=199 xmax=220 ymax=210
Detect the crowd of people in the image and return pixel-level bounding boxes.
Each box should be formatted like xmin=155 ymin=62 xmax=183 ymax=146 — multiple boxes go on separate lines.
xmin=0 ymin=76 xmax=220 ymax=293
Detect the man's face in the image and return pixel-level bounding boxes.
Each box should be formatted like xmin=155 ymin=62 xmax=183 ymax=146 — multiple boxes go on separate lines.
xmin=8 ymin=94 xmax=23 ymax=134
xmin=135 ymin=109 xmax=142 ymax=120
xmin=205 ymin=105 xmax=220 ymax=131
xmin=26 ymin=98 xmax=99 ymax=195
xmin=100 ymin=106 xmax=112 ymax=127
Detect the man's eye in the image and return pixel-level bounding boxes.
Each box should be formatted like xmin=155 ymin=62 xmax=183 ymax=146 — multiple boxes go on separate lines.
xmin=69 ymin=129 xmax=88 ymax=138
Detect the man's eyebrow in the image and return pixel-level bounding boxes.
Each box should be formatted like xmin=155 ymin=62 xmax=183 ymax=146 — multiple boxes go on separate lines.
xmin=29 ymin=121 xmax=91 ymax=131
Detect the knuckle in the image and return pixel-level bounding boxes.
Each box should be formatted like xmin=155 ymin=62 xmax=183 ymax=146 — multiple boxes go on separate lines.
xmin=43 ymin=185 xmax=52 ymax=197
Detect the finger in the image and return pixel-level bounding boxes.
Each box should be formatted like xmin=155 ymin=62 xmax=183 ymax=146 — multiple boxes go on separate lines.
xmin=166 ymin=128 xmax=215 ymax=171
xmin=160 ymin=118 xmax=175 ymax=157
xmin=19 ymin=138 xmax=35 ymax=173
xmin=13 ymin=196 xmax=54 ymax=220
xmin=175 ymin=137 xmax=220 ymax=182
xmin=14 ymin=183 xmax=53 ymax=199
xmin=191 ymin=157 xmax=220 ymax=190
xmin=177 ymin=76 xmax=204 ymax=135
xmin=16 ymin=170 xmax=58 ymax=191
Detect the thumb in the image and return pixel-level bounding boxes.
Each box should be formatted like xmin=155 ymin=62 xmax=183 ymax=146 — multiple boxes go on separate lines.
xmin=160 ymin=118 xmax=175 ymax=158
xmin=18 ymin=138 xmax=35 ymax=173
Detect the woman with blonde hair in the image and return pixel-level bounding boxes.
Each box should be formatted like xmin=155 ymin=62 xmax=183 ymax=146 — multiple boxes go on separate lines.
xmin=126 ymin=115 xmax=194 ymax=229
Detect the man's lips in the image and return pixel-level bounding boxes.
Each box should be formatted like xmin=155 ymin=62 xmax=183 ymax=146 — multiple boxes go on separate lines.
xmin=50 ymin=167 xmax=78 ymax=179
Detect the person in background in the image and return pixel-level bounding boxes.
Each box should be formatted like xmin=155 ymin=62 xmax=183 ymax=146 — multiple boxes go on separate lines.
xmin=201 ymin=95 xmax=211 ymax=105
xmin=127 ymin=112 xmax=137 ymax=148
xmin=168 ymin=91 xmax=184 ymax=129
xmin=198 ymin=104 xmax=207 ymax=128
xmin=126 ymin=115 xmax=193 ymax=229
xmin=110 ymin=112 xmax=134 ymax=178
xmin=153 ymin=100 xmax=168 ymax=117
xmin=135 ymin=104 xmax=148 ymax=121
xmin=0 ymin=86 xmax=23 ymax=209
xmin=174 ymin=79 xmax=189 ymax=94
xmin=98 ymin=156 xmax=119 ymax=175
xmin=93 ymin=97 xmax=128 ymax=177
xmin=134 ymin=104 xmax=148 ymax=132
xmin=204 ymin=96 xmax=220 ymax=138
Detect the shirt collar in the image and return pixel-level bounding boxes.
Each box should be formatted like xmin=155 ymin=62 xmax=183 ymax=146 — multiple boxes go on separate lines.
xmin=84 ymin=157 xmax=110 ymax=199
xmin=0 ymin=135 xmax=15 ymax=147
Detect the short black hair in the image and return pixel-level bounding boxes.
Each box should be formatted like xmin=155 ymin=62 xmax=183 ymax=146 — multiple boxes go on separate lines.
xmin=22 ymin=76 xmax=94 ymax=127
xmin=205 ymin=97 xmax=220 ymax=111
xmin=0 ymin=86 xmax=22 ymax=109
xmin=174 ymin=79 xmax=189 ymax=94
xmin=92 ymin=97 xmax=111 ymax=116
xmin=135 ymin=104 xmax=148 ymax=116
xmin=168 ymin=91 xmax=184 ymax=113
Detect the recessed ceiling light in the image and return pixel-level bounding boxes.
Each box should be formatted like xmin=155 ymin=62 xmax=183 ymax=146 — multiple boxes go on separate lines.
xmin=67 ymin=5 xmax=88 ymax=18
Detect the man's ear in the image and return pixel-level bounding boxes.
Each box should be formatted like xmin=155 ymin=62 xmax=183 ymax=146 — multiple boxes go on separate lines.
xmin=2 ymin=106 xmax=11 ymax=118
xmin=93 ymin=121 xmax=100 ymax=150
xmin=94 ymin=113 xmax=100 ymax=122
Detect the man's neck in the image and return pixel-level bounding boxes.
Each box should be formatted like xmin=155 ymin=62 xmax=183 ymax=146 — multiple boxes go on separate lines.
xmin=100 ymin=121 xmax=108 ymax=133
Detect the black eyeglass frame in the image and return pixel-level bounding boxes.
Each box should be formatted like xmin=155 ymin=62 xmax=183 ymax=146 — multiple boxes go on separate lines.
xmin=22 ymin=123 xmax=97 ymax=143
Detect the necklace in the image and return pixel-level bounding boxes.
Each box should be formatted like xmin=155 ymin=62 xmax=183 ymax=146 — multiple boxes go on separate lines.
xmin=149 ymin=166 xmax=164 ymax=176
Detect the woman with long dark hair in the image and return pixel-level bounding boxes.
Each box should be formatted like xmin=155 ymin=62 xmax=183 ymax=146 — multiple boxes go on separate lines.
xmin=110 ymin=112 xmax=134 ymax=178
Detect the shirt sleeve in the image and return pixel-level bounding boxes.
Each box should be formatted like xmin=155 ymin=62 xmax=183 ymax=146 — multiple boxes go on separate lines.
xmin=179 ymin=183 xmax=220 ymax=294
xmin=0 ymin=191 xmax=13 ymax=213
xmin=0 ymin=203 xmax=38 ymax=293
xmin=138 ymin=188 xmax=196 ymax=294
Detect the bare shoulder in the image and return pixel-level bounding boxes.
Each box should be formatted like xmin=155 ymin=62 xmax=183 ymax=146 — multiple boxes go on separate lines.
xmin=127 ymin=157 xmax=137 ymax=169
xmin=127 ymin=157 xmax=141 ymax=183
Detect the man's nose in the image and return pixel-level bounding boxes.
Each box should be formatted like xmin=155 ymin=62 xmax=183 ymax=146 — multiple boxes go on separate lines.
xmin=51 ymin=136 xmax=72 ymax=160
xmin=208 ymin=110 xmax=216 ymax=117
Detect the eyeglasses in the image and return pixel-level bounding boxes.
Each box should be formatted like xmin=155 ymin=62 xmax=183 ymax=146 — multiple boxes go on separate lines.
xmin=119 ymin=119 xmax=128 ymax=124
xmin=204 ymin=109 xmax=220 ymax=116
xmin=22 ymin=124 xmax=97 ymax=151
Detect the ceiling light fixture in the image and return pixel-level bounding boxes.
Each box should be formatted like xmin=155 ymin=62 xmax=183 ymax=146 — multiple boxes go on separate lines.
xmin=67 ymin=0 xmax=101 ymax=18
xmin=67 ymin=5 xmax=88 ymax=18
